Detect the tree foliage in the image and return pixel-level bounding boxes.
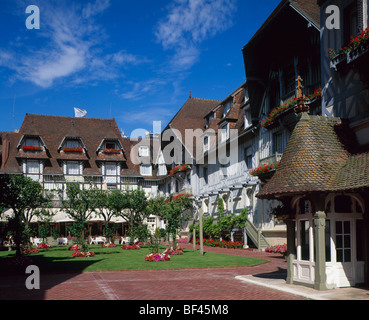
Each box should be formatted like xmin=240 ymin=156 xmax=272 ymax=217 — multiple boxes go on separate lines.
xmin=0 ymin=174 xmax=51 ymax=256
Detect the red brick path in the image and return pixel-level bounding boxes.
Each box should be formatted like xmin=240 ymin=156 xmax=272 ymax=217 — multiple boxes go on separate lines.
xmin=0 ymin=244 xmax=308 ymax=300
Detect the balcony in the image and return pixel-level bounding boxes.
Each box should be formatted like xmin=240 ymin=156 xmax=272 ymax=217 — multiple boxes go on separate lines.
xmin=259 ymin=153 xmax=282 ymax=166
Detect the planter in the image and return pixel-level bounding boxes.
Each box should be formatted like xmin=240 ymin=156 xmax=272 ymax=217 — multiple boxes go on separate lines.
xmin=347 ymin=42 xmax=369 ymax=64
xmin=63 ymin=147 xmax=83 ymax=152
xmin=21 ymin=146 xmax=42 ymax=151
xmin=330 ymin=53 xmax=346 ymax=70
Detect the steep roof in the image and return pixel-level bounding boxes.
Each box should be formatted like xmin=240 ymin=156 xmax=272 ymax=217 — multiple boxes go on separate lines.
xmin=0 ymin=114 xmax=141 ymax=177
xmin=257 ymin=113 xmax=369 ymax=199
xmin=163 ymin=97 xmax=221 ymax=158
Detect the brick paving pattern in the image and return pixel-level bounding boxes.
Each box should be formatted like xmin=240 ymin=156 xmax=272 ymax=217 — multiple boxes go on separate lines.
xmin=0 ymin=244 xmax=308 ymax=300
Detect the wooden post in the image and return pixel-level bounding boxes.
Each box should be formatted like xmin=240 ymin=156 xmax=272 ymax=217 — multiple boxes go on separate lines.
xmin=199 ymin=208 xmax=204 ymax=256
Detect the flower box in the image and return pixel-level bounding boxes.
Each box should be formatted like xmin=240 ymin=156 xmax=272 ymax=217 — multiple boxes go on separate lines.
xmin=169 ymin=164 xmax=191 ymax=177
xmin=103 ymin=148 xmax=120 ymax=154
xmin=250 ymin=161 xmax=279 ymax=177
xmin=21 ymin=145 xmax=42 ymax=151
xmin=62 ymin=147 xmax=83 ymax=152
xmin=261 ymin=88 xmax=321 ymax=129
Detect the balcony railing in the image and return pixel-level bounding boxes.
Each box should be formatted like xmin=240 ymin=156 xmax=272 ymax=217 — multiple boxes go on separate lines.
xmin=259 ymin=153 xmax=282 ymax=166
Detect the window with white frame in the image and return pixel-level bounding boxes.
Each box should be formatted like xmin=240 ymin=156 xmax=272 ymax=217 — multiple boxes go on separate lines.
xmin=206 ymin=112 xmax=214 ymax=128
xmin=203 ymin=136 xmax=209 ymax=153
xmin=105 ymin=162 xmax=117 ymax=176
xmin=66 ymin=161 xmax=80 ymax=175
xmin=273 ymin=131 xmax=284 ymax=154
xmin=244 ymin=146 xmax=253 ymax=169
xmin=25 ymin=138 xmax=40 ymax=147
xmin=244 ymin=88 xmax=249 ymax=103
xmin=244 ymin=106 xmax=252 ymax=129
xmin=139 ymin=146 xmax=150 ymax=157
xmin=223 ymin=100 xmax=232 ymax=118
xmin=140 ymin=164 xmax=152 ymax=176
xmin=220 ymin=123 xmax=229 ymax=142
xmin=25 ymin=160 xmax=40 ymax=174
xmin=65 ymin=140 xmax=81 ymax=148
xmin=158 ymin=164 xmax=167 ymax=176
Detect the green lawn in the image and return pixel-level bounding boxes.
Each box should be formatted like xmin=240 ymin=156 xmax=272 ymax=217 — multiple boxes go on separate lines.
xmin=0 ymin=245 xmax=267 ymax=273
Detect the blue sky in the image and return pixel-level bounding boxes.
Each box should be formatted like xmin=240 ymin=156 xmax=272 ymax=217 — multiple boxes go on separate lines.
xmin=0 ymin=0 xmax=280 ymax=136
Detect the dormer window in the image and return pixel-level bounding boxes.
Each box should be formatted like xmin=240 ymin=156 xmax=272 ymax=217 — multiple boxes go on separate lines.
xmin=139 ymin=146 xmax=149 ymax=157
xmin=97 ymin=139 xmax=123 ymax=154
xmin=206 ymin=112 xmax=215 ymax=128
xmin=203 ymin=136 xmax=209 ymax=153
xmin=223 ymin=100 xmax=232 ymax=118
xmin=140 ymin=164 xmax=152 ymax=176
xmin=244 ymin=105 xmax=252 ymax=129
xmin=19 ymin=136 xmax=44 ymax=151
xmin=220 ymin=122 xmax=229 ymax=142
xmin=61 ymin=139 xmax=83 ymax=152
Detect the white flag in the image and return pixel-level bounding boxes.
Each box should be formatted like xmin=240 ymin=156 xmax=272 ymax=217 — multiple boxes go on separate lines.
xmin=74 ymin=107 xmax=87 ymax=118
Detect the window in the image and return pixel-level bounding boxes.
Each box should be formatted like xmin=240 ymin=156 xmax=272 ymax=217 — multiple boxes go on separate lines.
xmin=244 ymin=146 xmax=252 ymax=169
xmin=244 ymin=107 xmax=252 ymax=129
xmin=26 ymin=160 xmax=40 ymax=174
xmin=105 ymin=162 xmax=117 ymax=176
xmin=220 ymin=123 xmax=229 ymax=142
xmin=203 ymin=136 xmax=209 ymax=153
xmin=203 ymin=167 xmax=208 ymax=184
xmin=206 ymin=112 xmax=214 ymax=128
xmin=244 ymin=88 xmax=249 ymax=103
xmin=105 ymin=142 xmax=116 ymax=150
xmin=273 ymin=132 xmax=284 ymax=154
xmin=25 ymin=138 xmax=40 ymax=147
xmin=223 ymin=100 xmax=232 ymax=117
xmin=66 ymin=161 xmax=80 ymax=175
xmin=140 ymin=164 xmax=152 ymax=176
xmin=344 ymin=2 xmax=358 ymax=45
xmin=66 ymin=140 xmax=80 ymax=148
xmin=139 ymin=146 xmax=149 ymax=157
xmin=158 ymin=164 xmax=167 ymax=176
xmin=336 ymin=221 xmax=351 ymax=263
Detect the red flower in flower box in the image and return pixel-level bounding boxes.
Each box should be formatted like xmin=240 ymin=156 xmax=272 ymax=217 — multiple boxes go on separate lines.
xmin=103 ymin=148 xmax=120 ymax=154
xmin=21 ymin=145 xmax=42 ymax=151
xmin=63 ymin=147 xmax=83 ymax=152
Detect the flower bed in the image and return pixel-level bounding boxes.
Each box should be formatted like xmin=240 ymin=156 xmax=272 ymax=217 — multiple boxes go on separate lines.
xmin=250 ymin=161 xmax=279 ymax=176
xmin=72 ymin=250 xmax=95 ymax=258
xmin=101 ymin=242 xmax=116 ymax=247
xmin=37 ymin=243 xmax=52 ymax=249
xmin=68 ymin=244 xmax=82 ymax=251
xmin=122 ymin=244 xmax=141 ymax=250
xmin=23 ymin=247 xmax=39 ymax=255
xmin=144 ymin=252 xmax=171 ymax=262
xmin=163 ymin=247 xmax=184 ymax=255
xmin=191 ymin=238 xmax=244 ymax=249
xmin=265 ymin=243 xmax=287 ymax=255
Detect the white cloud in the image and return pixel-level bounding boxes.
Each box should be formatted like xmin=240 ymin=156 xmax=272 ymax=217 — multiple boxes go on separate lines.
xmin=0 ymin=0 xmax=145 ymax=88
xmin=155 ymin=0 xmax=236 ymax=70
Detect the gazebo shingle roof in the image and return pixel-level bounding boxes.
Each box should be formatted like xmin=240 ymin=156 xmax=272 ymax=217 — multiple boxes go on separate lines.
xmin=257 ymin=113 xmax=369 ymax=199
